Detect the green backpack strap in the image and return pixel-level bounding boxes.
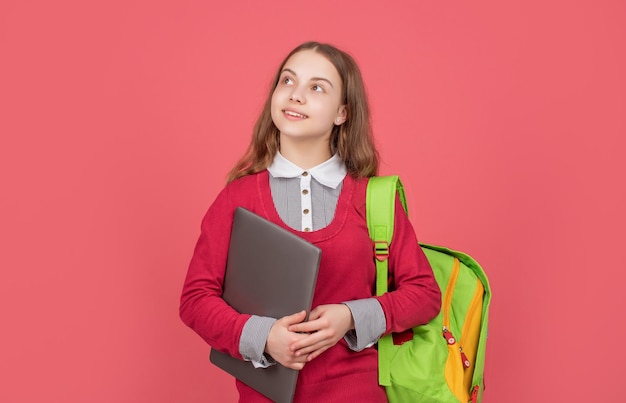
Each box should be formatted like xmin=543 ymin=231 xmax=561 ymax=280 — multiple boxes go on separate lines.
xmin=366 ymin=175 xmax=407 ymax=386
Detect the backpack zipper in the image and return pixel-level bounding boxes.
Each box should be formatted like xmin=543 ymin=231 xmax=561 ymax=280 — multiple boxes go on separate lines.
xmin=443 ymin=257 xmax=485 ymax=402
xmin=441 ymin=258 xmax=460 ymax=343
xmin=441 ymin=258 xmax=468 ymax=400
xmin=459 ymin=279 xmax=485 ymax=367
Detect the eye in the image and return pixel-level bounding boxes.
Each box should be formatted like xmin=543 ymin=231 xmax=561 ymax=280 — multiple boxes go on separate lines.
xmin=281 ymin=76 xmax=294 ymax=85
xmin=311 ymin=84 xmax=324 ymax=93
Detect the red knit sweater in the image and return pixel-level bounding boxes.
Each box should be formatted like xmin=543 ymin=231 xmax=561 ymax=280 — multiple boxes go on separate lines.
xmin=180 ymin=171 xmax=441 ymax=402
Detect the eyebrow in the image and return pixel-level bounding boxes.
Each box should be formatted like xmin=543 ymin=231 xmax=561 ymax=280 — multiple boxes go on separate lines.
xmin=281 ymin=68 xmax=334 ymax=88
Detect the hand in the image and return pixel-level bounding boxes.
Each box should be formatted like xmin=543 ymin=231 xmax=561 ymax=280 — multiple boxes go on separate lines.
xmin=287 ymin=304 xmax=354 ymax=362
xmin=265 ymin=310 xmax=310 ymax=370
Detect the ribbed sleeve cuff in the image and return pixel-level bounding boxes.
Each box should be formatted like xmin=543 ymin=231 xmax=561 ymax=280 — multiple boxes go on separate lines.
xmin=239 ymin=315 xmax=277 ymax=368
xmin=342 ymin=298 xmax=386 ymax=351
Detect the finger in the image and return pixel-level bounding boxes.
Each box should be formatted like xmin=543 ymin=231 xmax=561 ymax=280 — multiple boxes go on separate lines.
xmin=308 ymin=306 xmax=323 ymax=319
xmin=288 ymin=318 xmax=323 ymax=333
xmin=291 ymin=334 xmax=328 ymax=355
xmin=294 ymin=344 xmax=322 ymax=357
xmin=307 ymin=346 xmax=329 ymax=361
xmin=296 ymin=341 xmax=331 ymax=360
xmin=281 ymin=310 xmax=307 ymax=326
xmin=284 ymin=360 xmax=306 ymax=370
xmin=293 ymin=363 xmax=305 ymax=370
xmin=287 ymin=353 xmax=309 ymax=364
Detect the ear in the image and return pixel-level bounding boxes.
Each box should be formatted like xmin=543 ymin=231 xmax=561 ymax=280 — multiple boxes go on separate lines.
xmin=334 ymin=105 xmax=348 ymax=126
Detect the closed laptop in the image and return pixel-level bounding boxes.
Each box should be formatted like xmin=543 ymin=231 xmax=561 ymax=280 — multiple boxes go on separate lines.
xmin=209 ymin=207 xmax=321 ymax=403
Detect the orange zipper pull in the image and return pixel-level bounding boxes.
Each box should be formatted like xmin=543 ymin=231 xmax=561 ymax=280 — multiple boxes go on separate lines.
xmin=442 ymin=326 xmax=456 ymax=344
xmin=460 ymin=347 xmax=471 ymax=368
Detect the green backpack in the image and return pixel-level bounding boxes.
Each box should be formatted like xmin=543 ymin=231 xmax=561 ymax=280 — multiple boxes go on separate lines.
xmin=366 ymin=176 xmax=492 ymax=403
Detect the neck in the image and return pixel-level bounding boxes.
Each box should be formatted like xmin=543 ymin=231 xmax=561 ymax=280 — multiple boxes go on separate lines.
xmin=279 ymin=136 xmax=332 ymax=169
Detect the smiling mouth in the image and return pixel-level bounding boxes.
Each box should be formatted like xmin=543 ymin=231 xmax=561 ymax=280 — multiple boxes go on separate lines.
xmin=283 ymin=109 xmax=308 ymax=119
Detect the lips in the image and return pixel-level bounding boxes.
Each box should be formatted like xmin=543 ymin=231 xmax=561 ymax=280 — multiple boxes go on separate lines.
xmin=283 ymin=109 xmax=308 ymax=119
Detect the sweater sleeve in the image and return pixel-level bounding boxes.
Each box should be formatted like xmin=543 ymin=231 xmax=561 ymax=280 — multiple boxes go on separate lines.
xmin=374 ymin=195 xmax=442 ymax=334
xmin=179 ymin=185 xmax=251 ymax=359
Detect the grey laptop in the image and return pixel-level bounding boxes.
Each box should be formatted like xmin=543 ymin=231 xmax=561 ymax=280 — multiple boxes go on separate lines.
xmin=209 ymin=207 xmax=321 ymax=403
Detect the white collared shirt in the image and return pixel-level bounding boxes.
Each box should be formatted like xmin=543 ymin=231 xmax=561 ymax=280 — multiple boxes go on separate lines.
xmin=267 ymin=152 xmax=347 ymax=232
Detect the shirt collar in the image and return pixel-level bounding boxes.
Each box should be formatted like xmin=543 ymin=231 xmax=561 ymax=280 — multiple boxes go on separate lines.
xmin=267 ymin=152 xmax=347 ymax=189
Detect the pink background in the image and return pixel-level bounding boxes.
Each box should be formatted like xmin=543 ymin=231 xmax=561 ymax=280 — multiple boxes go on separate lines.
xmin=1 ymin=0 xmax=624 ymax=401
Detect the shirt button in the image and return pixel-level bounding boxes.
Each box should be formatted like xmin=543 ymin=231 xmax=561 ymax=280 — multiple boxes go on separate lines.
xmin=303 ymin=209 xmax=310 ymax=214
xmin=302 ymin=171 xmax=309 ymax=176
xmin=302 ymin=189 xmax=309 ymax=195
xmin=304 ymin=227 xmax=311 ymax=232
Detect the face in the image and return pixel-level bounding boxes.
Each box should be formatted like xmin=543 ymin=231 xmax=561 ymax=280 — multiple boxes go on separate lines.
xmin=271 ymin=50 xmax=347 ymax=144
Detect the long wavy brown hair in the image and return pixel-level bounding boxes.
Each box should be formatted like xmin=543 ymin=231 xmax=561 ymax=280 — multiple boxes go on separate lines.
xmin=227 ymin=42 xmax=379 ymax=182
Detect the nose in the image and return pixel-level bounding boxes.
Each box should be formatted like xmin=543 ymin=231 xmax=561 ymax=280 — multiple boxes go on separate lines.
xmin=289 ymin=86 xmax=306 ymax=104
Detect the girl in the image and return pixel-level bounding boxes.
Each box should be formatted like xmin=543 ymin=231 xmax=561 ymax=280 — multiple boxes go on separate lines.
xmin=180 ymin=41 xmax=441 ymax=402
